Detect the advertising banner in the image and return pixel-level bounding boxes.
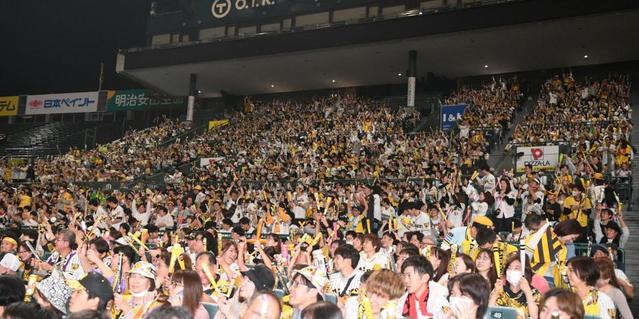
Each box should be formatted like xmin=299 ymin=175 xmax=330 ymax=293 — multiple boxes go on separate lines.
xmin=25 ymin=92 xmax=99 ymax=115
xmin=0 ymin=96 xmax=19 ymax=116
xmin=515 ymin=145 xmax=560 ymax=173
xmin=106 ymin=90 xmax=185 ymax=112
xmin=441 ymin=103 xmax=467 ymax=131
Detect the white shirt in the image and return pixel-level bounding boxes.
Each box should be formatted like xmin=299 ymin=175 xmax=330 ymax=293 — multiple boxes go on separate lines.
xmin=396 ymin=281 xmax=449 ymax=319
xmin=110 ymin=205 xmax=125 ymax=229
xmin=373 ymin=194 xmax=381 ymax=221
xmin=131 ymin=199 xmax=151 ymax=226
xmin=155 ymin=213 xmax=174 ymax=230
xmin=356 ymin=251 xmax=390 ymax=272
xmin=329 ymin=270 xmax=361 ymax=296
xmin=590 ymin=290 xmax=617 ymax=319
xmin=478 ymin=173 xmax=496 ymax=193
xmin=194 ymin=192 xmax=207 ymax=206
xmin=47 ymin=250 xmax=85 ymax=280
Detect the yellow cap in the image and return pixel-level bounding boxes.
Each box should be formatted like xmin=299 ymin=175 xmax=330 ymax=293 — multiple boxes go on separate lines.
xmin=472 ymin=216 xmax=494 ymax=227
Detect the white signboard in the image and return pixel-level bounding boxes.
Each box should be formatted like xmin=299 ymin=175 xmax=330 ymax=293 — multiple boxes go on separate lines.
xmin=200 ymin=157 xmax=225 ymax=167
xmin=26 ymin=91 xmax=99 ymax=115
xmin=516 ymin=145 xmax=560 ymax=173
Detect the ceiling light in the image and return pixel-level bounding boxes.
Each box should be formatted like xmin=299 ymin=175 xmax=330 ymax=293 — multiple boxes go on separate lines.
xmin=584 ymin=54 xmax=589 ymax=59
xmin=270 ymin=84 xmax=275 ymax=88
xmin=484 ymin=65 xmax=488 ymax=69
xmin=397 ymin=73 xmax=402 ymax=77
xmin=331 ymin=79 xmax=336 ymax=83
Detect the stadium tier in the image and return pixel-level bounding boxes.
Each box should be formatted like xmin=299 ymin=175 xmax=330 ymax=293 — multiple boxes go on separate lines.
xmin=0 ymin=1 xmax=639 ymax=319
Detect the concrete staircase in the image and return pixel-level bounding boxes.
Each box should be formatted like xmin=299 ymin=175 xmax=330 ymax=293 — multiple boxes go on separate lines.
xmin=625 ymin=77 xmax=639 ymax=314
xmin=488 ymin=92 xmax=538 ymax=172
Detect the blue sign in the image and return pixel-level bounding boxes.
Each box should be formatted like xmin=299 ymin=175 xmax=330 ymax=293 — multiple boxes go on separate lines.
xmin=441 ymin=103 xmax=467 ymax=131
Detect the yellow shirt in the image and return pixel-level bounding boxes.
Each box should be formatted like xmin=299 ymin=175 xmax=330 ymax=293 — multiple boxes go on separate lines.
xmin=562 ymin=196 xmax=591 ymax=227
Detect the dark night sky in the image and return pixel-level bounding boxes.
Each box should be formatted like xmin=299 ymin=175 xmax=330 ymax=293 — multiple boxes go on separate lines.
xmin=0 ymin=0 xmax=151 ymax=96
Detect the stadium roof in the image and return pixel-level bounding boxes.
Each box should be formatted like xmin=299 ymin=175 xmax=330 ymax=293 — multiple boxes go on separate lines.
xmin=117 ymin=0 xmax=639 ymax=97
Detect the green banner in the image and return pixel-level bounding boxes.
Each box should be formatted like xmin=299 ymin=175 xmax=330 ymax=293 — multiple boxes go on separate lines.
xmin=106 ymin=89 xmax=185 ymax=112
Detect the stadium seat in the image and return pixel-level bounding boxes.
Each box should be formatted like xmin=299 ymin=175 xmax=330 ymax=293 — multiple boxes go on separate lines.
xmin=325 ymin=293 xmax=338 ymax=304
xmin=201 ymin=302 xmax=218 ymax=319
xmin=273 ymin=289 xmax=286 ymax=299
xmin=484 ymin=306 xmax=519 ymax=319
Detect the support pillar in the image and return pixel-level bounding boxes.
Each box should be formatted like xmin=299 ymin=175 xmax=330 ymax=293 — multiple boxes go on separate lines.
xmin=187 ymin=73 xmax=197 ymax=122
xmin=407 ymin=50 xmax=417 ymax=108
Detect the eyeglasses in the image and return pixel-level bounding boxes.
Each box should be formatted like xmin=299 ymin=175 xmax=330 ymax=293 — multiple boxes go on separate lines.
xmin=290 ymin=279 xmax=311 ymax=289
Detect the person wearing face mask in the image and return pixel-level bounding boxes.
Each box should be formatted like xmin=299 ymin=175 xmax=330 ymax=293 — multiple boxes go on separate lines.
xmin=167 ymin=270 xmax=209 ymax=319
xmin=445 ymin=273 xmax=490 ymax=319
xmin=489 ymin=254 xmax=540 ymax=319
xmin=113 ymin=261 xmax=162 ymax=319
xmin=561 ymin=184 xmax=591 ymax=228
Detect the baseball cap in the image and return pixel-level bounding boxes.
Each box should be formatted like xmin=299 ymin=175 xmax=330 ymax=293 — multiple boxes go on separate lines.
xmin=292 ymin=266 xmax=329 ymax=296
xmin=127 ymin=261 xmax=157 ymax=281
xmin=0 ymin=253 xmax=20 ymax=272
xmin=241 ymin=264 xmax=275 ymax=291
xmin=472 ymin=215 xmax=494 ymax=228
xmin=69 ymin=272 xmax=114 ymax=306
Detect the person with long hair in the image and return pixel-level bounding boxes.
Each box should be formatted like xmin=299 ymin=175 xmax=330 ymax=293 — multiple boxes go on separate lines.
xmin=594 ymin=258 xmax=633 ymax=319
xmin=427 ymin=247 xmax=450 ymax=285
xmin=168 ymin=270 xmax=208 ymax=319
xmin=539 ymin=288 xmax=584 ymax=319
xmin=218 ymin=240 xmax=239 ymax=282
xmin=492 ymin=177 xmax=516 ymax=233
xmin=489 ymin=254 xmax=540 ymax=319
xmin=451 ymin=253 xmax=476 ymax=277
xmin=566 ymin=256 xmax=616 ymax=319
xmin=474 ymin=249 xmax=496 ymax=290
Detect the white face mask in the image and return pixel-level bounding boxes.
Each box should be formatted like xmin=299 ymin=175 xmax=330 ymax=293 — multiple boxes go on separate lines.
xmin=506 ymin=270 xmax=522 ymax=286
xmin=449 ymin=296 xmax=475 ymax=313
xmin=168 ymin=289 xmax=183 ymax=306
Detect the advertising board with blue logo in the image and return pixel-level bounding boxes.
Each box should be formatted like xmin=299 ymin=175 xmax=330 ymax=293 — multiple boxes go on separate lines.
xmin=25 ymin=92 xmax=99 ymax=115
xmin=440 ymin=103 xmax=467 ymax=131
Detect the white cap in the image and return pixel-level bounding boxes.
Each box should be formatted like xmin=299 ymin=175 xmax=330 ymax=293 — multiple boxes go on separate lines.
xmin=0 ymin=253 xmax=21 ymax=272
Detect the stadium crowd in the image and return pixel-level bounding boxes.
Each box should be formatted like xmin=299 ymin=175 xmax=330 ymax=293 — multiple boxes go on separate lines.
xmin=0 ymin=74 xmax=634 ymax=319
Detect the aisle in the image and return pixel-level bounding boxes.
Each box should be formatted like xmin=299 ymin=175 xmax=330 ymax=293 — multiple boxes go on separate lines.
xmin=624 ymin=77 xmax=639 ymax=313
